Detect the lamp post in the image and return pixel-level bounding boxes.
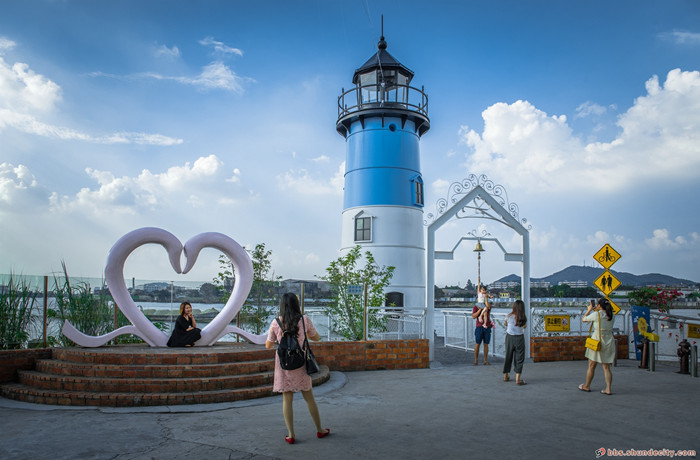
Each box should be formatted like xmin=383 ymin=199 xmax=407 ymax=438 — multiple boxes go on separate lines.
xmin=474 ymin=239 xmax=485 ymax=285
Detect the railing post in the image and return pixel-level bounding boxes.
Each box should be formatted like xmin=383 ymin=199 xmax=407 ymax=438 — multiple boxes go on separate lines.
xmin=363 ymin=283 xmax=368 ymax=341
xmin=43 ymin=275 xmax=48 ymax=348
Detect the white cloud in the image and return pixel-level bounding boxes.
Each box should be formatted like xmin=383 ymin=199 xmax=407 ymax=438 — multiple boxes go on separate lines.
xmin=139 ymin=61 xmax=251 ymax=93
xmin=199 ymin=37 xmax=243 ymax=56
xmin=51 ymin=155 xmax=230 ymax=215
xmin=645 ymin=228 xmax=688 ymax=250
xmin=431 ymin=178 xmax=450 ymax=197
xmin=575 ymin=101 xmax=607 ymax=118
xmin=0 ymin=162 xmax=50 ymax=210
xmin=0 ymin=57 xmax=62 ymax=112
xmin=277 ymin=163 xmax=344 ymax=196
xmin=658 ymin=31 xmax=700 ymax=46
xmin=154 ymin=44 xmax=180 ymax=59
xmin=0 ymin=37 xmax=16 ymax=53
xmin=462 ymin=69 xmax=700 ymax=193
xmin=0 ymin=53 xmax=183 ymax=145
xmin=311 ymin=155 xmax=330 ymax=163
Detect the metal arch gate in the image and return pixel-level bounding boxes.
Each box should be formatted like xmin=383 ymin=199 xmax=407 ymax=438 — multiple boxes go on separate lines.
xmin=425 ymin=174 xmax=532 ymax=361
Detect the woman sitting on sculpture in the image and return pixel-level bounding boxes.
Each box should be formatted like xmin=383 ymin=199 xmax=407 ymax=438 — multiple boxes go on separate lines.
xmin=167 ymin=301 xmax=201 ymax=347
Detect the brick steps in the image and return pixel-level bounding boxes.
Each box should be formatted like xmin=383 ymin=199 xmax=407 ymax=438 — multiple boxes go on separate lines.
xmin=0 ymin=345 xmax=330 ymax=407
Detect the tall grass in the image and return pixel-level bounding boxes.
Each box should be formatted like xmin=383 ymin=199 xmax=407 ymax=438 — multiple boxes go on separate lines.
xmin=0 ymin=274 xmax=38 ymax=349
xmin=50 ymin=262 xmax=113 ymax=347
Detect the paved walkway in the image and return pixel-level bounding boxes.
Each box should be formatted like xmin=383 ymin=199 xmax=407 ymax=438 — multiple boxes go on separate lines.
xmin=1 ymin=348 xmax=698 ymax=459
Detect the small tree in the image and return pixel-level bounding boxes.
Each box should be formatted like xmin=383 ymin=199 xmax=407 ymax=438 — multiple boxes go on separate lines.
xmin=244 ymin=243 xmax=282 ymax=334
xmin=318 ymin=246 xmax=395 ymax=340
xmin=213 ymin=243 xmax=281 ymax=334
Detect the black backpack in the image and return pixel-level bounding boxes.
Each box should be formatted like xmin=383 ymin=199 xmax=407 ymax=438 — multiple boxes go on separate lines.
xmin=275 ymin=317 xmax=306 ymax=370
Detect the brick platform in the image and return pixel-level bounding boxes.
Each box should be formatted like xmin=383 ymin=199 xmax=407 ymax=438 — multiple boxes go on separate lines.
xmin=0 ymin=344 xmax=328 ymax=407
xmin=0 ymin=339 xmax=428 ymax=407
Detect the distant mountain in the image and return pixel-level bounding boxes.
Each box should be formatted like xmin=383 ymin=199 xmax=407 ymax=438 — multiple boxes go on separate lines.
xmin=495 ymin=265 xmax=697 ymax=287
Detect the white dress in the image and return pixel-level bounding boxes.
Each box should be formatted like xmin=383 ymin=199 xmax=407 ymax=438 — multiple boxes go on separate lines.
xmin=582 ymin=311 xmax=615 ymax=364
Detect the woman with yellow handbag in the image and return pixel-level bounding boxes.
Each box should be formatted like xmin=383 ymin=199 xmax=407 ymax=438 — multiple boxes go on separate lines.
xmin=578 ymin=298 xmax=615 ymax=395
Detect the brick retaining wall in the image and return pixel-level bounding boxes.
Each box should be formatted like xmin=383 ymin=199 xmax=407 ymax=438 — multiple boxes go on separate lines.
xmin=312 ymin=339 xmax=430 ymax=371
xmin=0 ymin=348 xmax=52 ymax=383
xmin=530 ymin=335 xmax=629 ymax=362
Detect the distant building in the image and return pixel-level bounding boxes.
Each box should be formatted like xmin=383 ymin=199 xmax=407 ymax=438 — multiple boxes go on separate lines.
xmin=558 ymin=280 xmax=588 ymax=288
xmin=531 ymin=281 xmax=551 ymax=288
xmin=490 ymin=281 xmax=520 ymax=289
xmin=142 ymin=282 xmax=170 ymax=293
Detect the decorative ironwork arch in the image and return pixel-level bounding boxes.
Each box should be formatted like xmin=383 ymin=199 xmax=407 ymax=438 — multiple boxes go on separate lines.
xmin=424 ymin=173 xmax=532 ymax=361
xmin=425 ymin=174 xmax=531 ymax=231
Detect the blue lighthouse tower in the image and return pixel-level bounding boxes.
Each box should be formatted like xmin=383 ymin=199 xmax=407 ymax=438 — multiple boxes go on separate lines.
xmin=336 ymin=32 xmax=430 ymax=308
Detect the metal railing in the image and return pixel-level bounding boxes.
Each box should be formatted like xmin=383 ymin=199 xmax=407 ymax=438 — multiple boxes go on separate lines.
xmin=337 ymin=83 xmax=428 ymax=119
xmin=305 ymin=307 xmax=426 ymax=341
xmin=442 ymin=309 xmax=507 ymax=358
xmin=530 ymin=308 xmax=632 ymax=337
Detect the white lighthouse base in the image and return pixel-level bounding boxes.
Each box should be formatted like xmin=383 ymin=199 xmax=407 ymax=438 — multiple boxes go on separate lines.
xmin=341 ymin=205 xmax=425 ymax=309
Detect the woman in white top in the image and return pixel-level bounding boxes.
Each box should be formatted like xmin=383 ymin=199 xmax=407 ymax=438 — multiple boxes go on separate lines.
xmin=503 ymin=300 xmax=527 ymax=385
xmin=579 ymin=298 xmax=615 ymax=395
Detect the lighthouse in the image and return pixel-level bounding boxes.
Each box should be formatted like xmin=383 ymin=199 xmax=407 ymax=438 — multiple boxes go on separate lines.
xmin=336 ymin=32 xmax=430 ymax=308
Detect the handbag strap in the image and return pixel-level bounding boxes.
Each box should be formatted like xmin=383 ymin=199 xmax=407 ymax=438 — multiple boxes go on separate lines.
xmin=588 ymin=311 xmax=601 ymax=339
xmin=300 ymin=315 xmax=311 ymax=351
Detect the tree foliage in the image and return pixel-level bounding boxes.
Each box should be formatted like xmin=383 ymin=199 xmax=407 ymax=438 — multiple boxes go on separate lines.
xmin=318 ymin=246 xmax=395 ymax=340
xmin=628 ymin=286 xmax=683 ymax=313
xmin=244 ymin=243 xmax=282 ymax=334
xmin=213 ymin=243 xmax=281 ymax=335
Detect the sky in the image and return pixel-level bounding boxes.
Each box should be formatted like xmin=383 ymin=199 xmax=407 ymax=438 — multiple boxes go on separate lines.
xmin=1 ymin=0 xmax=699 ymax=289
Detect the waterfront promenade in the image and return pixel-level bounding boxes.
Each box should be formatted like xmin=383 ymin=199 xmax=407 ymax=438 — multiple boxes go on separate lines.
xmin=0 ymin=344 xmax=698 ymax=459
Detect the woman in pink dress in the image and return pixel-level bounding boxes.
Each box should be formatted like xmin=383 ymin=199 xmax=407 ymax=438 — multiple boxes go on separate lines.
xmin=266 ymin=292 xmax=330 ymax=444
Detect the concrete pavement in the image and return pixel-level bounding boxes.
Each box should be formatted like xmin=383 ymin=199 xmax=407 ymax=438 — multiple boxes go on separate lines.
xmin=1 ymin=349 xmax=698 ymax=459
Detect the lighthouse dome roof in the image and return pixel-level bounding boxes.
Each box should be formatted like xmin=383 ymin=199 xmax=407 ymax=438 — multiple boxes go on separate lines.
xmin=352 ymin=36 xmax=414 ymax=85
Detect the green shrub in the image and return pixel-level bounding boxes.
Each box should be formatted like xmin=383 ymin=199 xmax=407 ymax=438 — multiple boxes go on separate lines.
xmin=0 ymin=274 xmax=38 ymax=349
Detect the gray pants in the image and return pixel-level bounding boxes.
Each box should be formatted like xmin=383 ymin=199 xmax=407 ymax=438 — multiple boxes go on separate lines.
xmin=503 ymin=333 xmax=525 ymax=374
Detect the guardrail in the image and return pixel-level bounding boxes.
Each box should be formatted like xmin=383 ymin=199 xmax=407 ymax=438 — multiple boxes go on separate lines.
xmin=442 ymin=309 xmax=507 ymax=358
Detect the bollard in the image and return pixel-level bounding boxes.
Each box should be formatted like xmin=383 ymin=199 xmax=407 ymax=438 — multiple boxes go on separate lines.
xmin=649 ymin=342 xmax=656 ymax=372
xmin=691 ymin=345 xmax=698 ymax=378
xmin=677 ymin=339 xmax=691 ymax=374
xmin=638 ymin=337 xmax=649 ymax=369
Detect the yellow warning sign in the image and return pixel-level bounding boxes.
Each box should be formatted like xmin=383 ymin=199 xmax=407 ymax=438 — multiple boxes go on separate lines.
xmin=544 ymin=315 xmax=570 ymax=332
xmin=593 ymin=244 xmax=621 ymax=269
xmin=608 ymin=298 xmax=621 ymax=315
xmin=594 ymin=270 xmax=621 ymax=296
xmin=688 ymin=323 xmax=700 ymax=339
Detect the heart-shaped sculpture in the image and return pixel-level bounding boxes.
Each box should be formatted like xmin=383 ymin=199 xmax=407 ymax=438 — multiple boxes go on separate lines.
xmin=62 ymin=227 xmax=268 ymax=347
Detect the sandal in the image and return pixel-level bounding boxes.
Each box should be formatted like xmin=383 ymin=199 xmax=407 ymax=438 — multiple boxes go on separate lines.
xmin=516 ymin=380 xmax=527 ymax=386
xmin=600 ymin=390 xmax=612 ymax=395
xmin=578 ymin=384 xmax=591 ymax=392
xmin=503 ymin=375 xmax=510 ymax=382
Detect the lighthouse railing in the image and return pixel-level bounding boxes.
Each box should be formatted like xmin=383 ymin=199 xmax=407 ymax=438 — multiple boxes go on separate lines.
xmin=337 ymin=83 xmax=428 ymax=119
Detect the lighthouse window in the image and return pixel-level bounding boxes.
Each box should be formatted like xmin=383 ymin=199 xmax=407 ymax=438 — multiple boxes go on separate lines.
xmin=354 ymin=217 xmax=372 ymax=242
xmin=412 ymin=176 xmax=424 ymax=206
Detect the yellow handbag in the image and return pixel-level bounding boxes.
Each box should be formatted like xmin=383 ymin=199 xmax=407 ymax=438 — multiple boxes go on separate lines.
xmin=585 ymin=311 xmax=601 ymax=351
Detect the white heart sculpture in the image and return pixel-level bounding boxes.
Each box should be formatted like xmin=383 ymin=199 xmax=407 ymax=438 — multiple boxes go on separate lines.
xmin=61 ymin=227 xmax=268 ymax=347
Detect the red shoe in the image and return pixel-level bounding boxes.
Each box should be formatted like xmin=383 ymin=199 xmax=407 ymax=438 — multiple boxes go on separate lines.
xmin=285 ymin=436 xmax=295 ymax=444
xmin=317 ymin=428 xmax=331 ymax=439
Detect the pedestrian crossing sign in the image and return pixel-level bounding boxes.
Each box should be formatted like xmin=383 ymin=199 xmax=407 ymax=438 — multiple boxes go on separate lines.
xmin=594 ymin=270 xmax=620 ymax=296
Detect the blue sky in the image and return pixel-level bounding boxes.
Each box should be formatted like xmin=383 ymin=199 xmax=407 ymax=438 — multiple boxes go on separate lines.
xmin=1 ymin=0 xmax=699 ymax=287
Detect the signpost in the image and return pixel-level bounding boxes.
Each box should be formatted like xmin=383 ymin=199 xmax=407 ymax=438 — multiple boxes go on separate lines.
xmin=593 ymin=244 xmax=621 ymax=314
